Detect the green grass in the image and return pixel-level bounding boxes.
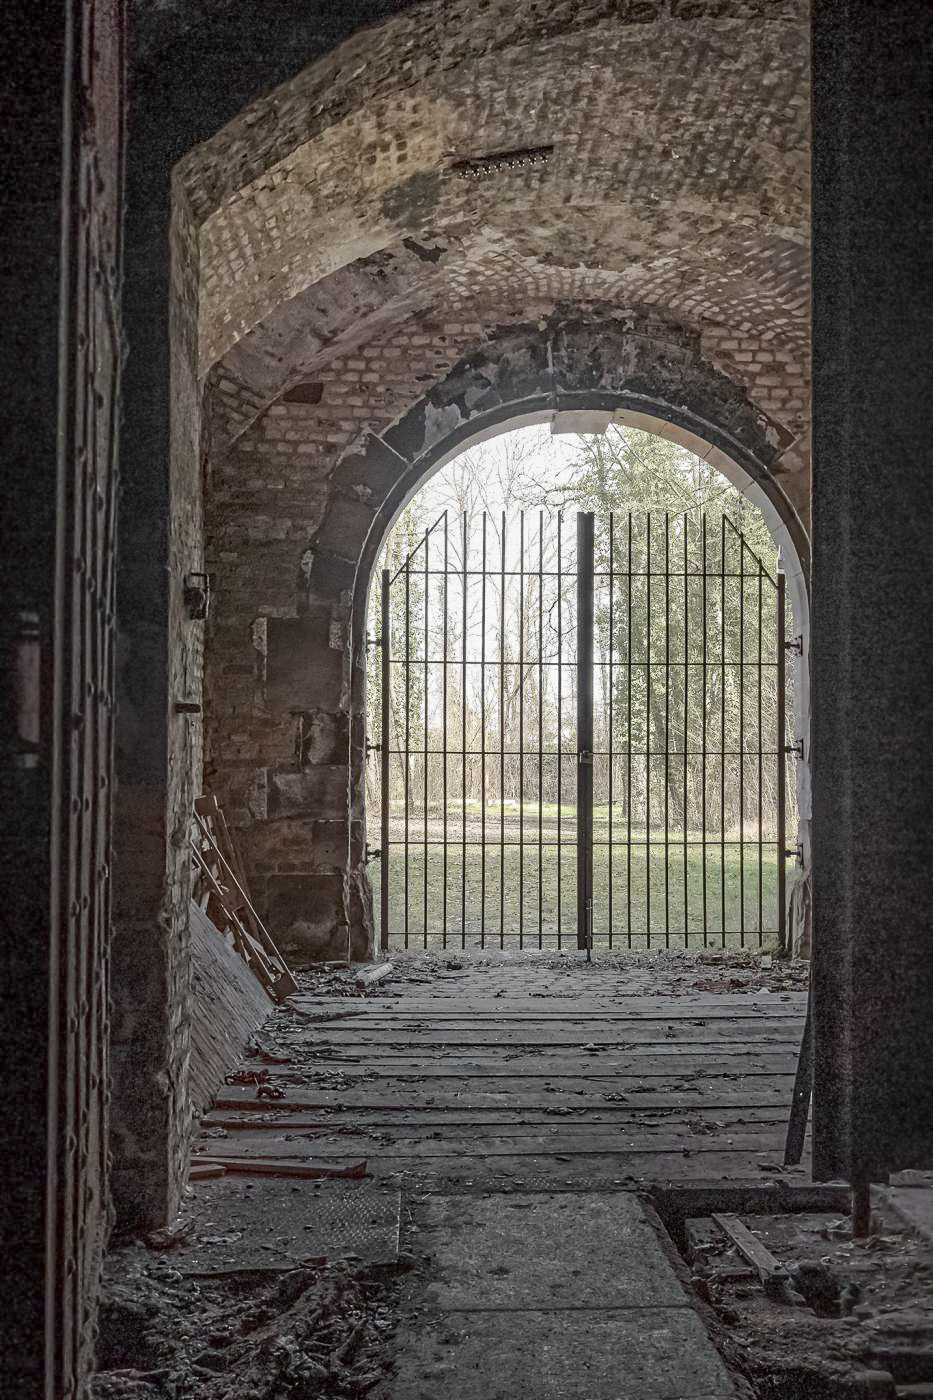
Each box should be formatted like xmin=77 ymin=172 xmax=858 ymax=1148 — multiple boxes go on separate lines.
xmin=374 ymin=803 xmax=787 ymax=951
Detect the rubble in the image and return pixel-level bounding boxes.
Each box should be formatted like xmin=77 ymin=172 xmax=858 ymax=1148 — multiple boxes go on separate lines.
xmin=681 ymin=1201 xmax=933 ymax=1396
xmin=90 ymin=1247 xmax=405 ymax=1399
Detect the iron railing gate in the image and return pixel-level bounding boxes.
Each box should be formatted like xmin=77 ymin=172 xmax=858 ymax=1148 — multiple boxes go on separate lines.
xmin=372 ymin=510 xmax=788 ymax=952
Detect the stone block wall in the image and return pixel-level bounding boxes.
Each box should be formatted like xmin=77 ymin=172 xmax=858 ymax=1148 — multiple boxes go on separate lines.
xmin=110 ymin=191 xmax=205 ymax=1231
xmin=203 ymin=308 xmax=810 ymax=965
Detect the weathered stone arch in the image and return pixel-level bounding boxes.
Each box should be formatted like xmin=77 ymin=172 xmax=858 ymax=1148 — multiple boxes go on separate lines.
xmin=209 ymin=315 xmax=809 ymax=960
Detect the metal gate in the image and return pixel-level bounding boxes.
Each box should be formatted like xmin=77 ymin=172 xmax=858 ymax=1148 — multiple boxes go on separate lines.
xmin=372 ymin=509 xmax=788 ymax=952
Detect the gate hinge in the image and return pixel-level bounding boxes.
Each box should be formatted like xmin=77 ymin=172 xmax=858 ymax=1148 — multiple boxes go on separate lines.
xmin=784 ymin=635 xmax=804 ymax=656
xmin=367 ymin=633 xmax=383 ymax=649
xmin=364 ymin=844 xmax=382 ymax=864
xmin=578 ymin=749 xmax=593 ymax=766
xmin=784 ymin=843 xmax=804 ymax=866
xmin=783 ymin=739 xmax=804 ymax=760
xmin=183 ymin=572 xmax=212 ymax=621
xmin=366 ymin=740 xmax=382 ymax=754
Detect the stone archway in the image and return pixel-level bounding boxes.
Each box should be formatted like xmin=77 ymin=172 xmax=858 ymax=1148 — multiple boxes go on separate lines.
xmin=115 ymin=0 xmax=810 ymax=1229
xmin=203 ymin=314 xmax=810 ymax=962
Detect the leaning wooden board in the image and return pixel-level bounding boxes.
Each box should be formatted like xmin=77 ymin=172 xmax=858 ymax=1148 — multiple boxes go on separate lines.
xmin=188 ymin=899 xmax=273 ymax=1121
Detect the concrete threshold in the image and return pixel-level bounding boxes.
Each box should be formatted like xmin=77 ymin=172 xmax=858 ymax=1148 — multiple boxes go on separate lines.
xmin=385 ymin=1189 xmax=737 ymax=1399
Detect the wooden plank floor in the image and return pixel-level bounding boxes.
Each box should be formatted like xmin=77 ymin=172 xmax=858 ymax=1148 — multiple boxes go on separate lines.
xmin=195 ymin=951 xmax=810 ymax=1190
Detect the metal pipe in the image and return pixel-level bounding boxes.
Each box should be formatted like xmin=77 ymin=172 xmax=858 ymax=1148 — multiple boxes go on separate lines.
xmin=701 ymin=514 xmax=708 ymax=946
xmin=646 ymin=512 xmax=652 ymax=947
xmin=423 ymin=524 xmax=430 ymax=947
xmin=461 ymin=511 xmax=468 ymax=950
xmin=538 ymin=510 xmax=544 ymax=949
xmin=608 ymin=511 xmax=614 ymax=948
xmin=380 ymin=569 xmax=391 ymax=951
xmin=777 ymin=571 xmax=787 ymax=954
xmin=664 ymin=511 xmax=671 ymax=947
xmin=627 ymin=512 xmax=633 ymax=948
xmin=500 ymin=511 xmax=506 ymax=949
xmin=480 ymin=512 xmax=487 ymax=950
xmin=404 ymin=559 xmax=411 ymax=948
xmin=683 ymin=512 xmax=690 ymax=947
xmin=577 ymin=511 xmax=595 ymax=957
xmin=442 ymin=512 xmax=449 ymax=948
xmin=519 ymin=510 xmax=525 ymax=949
xmin=557 ymin=512 xmax=563 ymax=949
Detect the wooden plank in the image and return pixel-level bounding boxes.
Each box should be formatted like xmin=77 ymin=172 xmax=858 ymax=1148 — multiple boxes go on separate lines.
xmin=194 ymin=1154 xmax=369 ymax=1179
xmin=284 ymin=1030 xmax=802 ymax=1049
xmin=199 ymin=1128 xmax=792 ymax=1158
xmin=710 ymin=1212 xmax=789 ymax=1282
xmin=685 ymin=1218 xmax=755 ymax=1278
xmin=203 ymin=1108 xmax=793 ymax=1131
xmin=355 ymin=962 xmax=395 ymax=987
xmin=192 ymin=804 xmax=298 ymax=998
xmin=213 ymin=1086 xmax=794 ymax=1113
xmin=289 ymin=998 xmax=807 ymax=1019
xmin=218 ymin=1064 xmax=797 ymax=1084
xmin=259 ymin=1051 xmax=798 ymax=1070
xmin=190 ymin=1148 xmax=801 ymax=1181
xmin=188 ymin=899 xmax=273 ymax=1120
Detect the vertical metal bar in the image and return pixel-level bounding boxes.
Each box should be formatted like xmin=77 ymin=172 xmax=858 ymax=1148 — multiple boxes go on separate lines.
xmin=442 ymin=513 xmax=448 ymax=948
xmin=538 ymin=510 xmax=544 ymax=949
xmin=664 ymin=510 xmax=671 ymax=947
xmin=757 ymin=558 xmax=764 ymax=945
xmin=577 ymin=511 xmax=595 ymax=956
xmin=461 ymin=511 xmax=468 ymax=951
xmin=404 ymin=559 xmax=411 ymax=948
xmin=701 ymin=514 xmax=708 ymax=946
xmin=519 ymin=509 xmax=525 ymax=948
xmin=627 ymin=512 xmax=633 ymax=949
xmin=720 ymin=514 xmax=727 ymax=946
xmin=380 ymin=569 xmax=391 ymax=951
xmin=683 ymin=512 xmax=689 ymax=947
xmin=480 ymin=513 xmax=487 ymax=950
xmin=500 ymin=511 xmax=506 ymax=949
xmin=556 ymin=513 xmax=563 ymax=948
xmin=423 ymin=525 xmax=430 ymax=949
xmin=777 ymin=571 xmax=787 ymax=955
xmin=646 ymin=511 xmax=652 ymax=947
xmin=608 ymin=511 xmax=614 ymax=948
xmin=738 ymin=528 xmax=746 ymax=946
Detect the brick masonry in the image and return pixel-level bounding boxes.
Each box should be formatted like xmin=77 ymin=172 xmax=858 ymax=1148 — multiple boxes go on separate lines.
xmin=203 ymin=310 xmax=809 ymax=962
xmin=132 ymin=0 xmax=812 ymax=1224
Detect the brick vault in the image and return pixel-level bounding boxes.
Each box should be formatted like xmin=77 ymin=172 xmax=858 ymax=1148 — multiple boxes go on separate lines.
xmin=112 ymin=0 xmax=813 ymax=1226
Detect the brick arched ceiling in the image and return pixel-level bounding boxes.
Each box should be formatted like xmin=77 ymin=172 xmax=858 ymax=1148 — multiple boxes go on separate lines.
xmin=178 ymin=0 xmax=809 ymax=447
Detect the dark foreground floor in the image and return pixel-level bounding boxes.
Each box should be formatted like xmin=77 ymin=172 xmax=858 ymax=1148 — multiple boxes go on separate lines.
xmin=93 ymin=949 xmax=810 ymax=1398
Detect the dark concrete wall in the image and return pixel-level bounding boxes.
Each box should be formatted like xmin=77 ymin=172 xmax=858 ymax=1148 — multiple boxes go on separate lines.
xmin=811 ymin=0 xmax=933 ymax=1181
xmin=1 ymin=3 xmax=124 ymax=1393
xmin=0 ymin=12 xmax=66 ymax=1391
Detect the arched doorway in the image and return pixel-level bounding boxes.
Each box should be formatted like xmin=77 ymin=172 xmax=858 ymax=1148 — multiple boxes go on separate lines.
xmin=360 ymin=414 xmax=810 ymax=959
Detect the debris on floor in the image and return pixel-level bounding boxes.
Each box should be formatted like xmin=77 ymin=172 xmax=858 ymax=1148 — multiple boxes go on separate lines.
xmin=90 ymin=1252 xmax=405 ymax=1399
xmin=355 ymin=963 xmax=395 ymax=988
xmin=90 ymin=1179 xmax=407 ymax=1399
xmin=682 ymin=1199 xmax=933 ymax=1397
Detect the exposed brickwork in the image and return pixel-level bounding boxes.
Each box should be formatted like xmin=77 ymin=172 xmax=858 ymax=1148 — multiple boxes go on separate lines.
xmin=156 ymin=0 xmax=811 ymax=1215
xmin=110 ymin=186 xmax=206 ymax=1232
xmin=174 ymin=0 xmax=808 ymax=375
xmin=203 ymin=310 xmax=808 ymax=962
